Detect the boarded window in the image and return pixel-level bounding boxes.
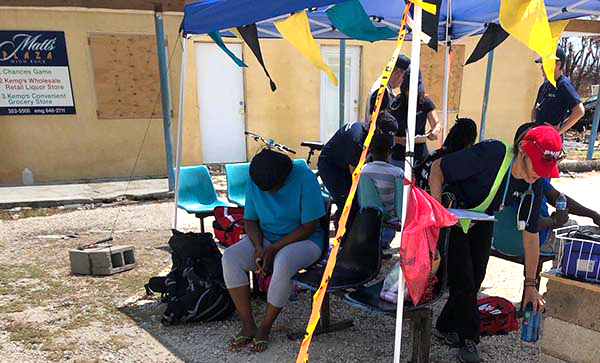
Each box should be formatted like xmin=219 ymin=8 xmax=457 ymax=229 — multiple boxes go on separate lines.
xmin=420 ymin=44 xmax=465 ymax=113
xmin=89 ymin=33 xmax=165 ymax=118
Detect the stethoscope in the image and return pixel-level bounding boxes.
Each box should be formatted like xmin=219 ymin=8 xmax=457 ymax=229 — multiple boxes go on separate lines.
xmin=500 ymin=158 xmax=534 ymax=231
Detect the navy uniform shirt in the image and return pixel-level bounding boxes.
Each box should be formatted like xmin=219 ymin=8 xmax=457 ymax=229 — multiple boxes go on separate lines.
xmin=440 ymin=140 xmax=543 ymax=233
xmin=534 ymin=75 xmax=581 ymax=126
xmin=319 ymin=121 xmax=367 ymax=171
xmin=390 ymin=96 xmax=436 ymax=162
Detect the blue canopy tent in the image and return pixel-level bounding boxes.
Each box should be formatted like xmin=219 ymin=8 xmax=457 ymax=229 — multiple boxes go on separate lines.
xmin=180 ymin=0 xmax=600 ymax=158
xmin=176 ymin=1 xmax=600 ymax=361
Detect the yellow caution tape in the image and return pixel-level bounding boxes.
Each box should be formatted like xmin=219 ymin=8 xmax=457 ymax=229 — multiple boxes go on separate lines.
xmin=294 ymin=3 xmax=413 ymax=363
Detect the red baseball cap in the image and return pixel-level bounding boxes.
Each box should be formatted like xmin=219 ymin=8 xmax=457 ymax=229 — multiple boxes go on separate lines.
xmin=520 ymin=126 xmax=562 ymax=178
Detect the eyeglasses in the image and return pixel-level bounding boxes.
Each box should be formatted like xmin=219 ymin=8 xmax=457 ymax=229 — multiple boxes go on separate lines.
xmin=525 ymin=139 xmax=565 ymax=162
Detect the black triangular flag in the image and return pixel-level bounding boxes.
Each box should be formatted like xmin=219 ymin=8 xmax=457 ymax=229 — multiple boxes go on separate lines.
xmin=422 ymin=0 xmax=441 ymax=51
xmin=236 ymin=24 xmax=277 ymax=92
xmin=465 ymin=23 xmax=509 ymax=65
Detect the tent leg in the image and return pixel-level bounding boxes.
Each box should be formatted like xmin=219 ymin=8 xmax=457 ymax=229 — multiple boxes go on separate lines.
xmin=395 ymin=5 xmax=423 ymax=363
xmin=479 ymin=49 xmax=494 ymax=142
xmin=441 ymin=0 xmax=452 ymax=143
xmin=587 ymin=86 xmax=600 ymax=160
xmin=339 ymin=39 xmax=346 ymax=128
xmin=441 ymin=43 xmax=451 ymax=143
xmin=154 ymin=4 xmax=175 ymax=192
xmin=173 ymin=37 xmax=188 ymax=230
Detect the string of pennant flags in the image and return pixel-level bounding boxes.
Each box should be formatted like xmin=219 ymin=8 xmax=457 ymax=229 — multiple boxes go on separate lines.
xmin=207 ymin=0 xmax=567 ymax=91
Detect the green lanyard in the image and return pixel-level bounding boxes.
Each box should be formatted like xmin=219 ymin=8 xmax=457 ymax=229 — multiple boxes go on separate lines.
xmin=458 ymin=142 xmax=514 ymax=233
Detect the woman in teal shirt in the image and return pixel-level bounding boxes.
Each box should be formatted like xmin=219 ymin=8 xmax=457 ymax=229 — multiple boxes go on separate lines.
xmin=222 ymin=149 xmax=325 ymax=352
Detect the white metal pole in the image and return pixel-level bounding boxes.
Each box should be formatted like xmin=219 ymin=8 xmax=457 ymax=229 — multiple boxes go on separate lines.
xmin=393 ymin=5 xmax=422 ymax=363
xmin=442 ymin=46 xmax=450 ymax=142
xmin=441 ymin=0 xmax=451 ymax=142
xmin=173 ymin=36 xmax=188 ymax=230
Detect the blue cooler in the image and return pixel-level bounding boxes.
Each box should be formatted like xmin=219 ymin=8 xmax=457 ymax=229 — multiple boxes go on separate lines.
xmin=560 ymin=233 xmax=600 ymax=283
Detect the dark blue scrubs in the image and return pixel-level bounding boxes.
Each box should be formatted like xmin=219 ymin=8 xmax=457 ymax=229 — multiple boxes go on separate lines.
xmin=534 ymin=75 xmax=581 ymax=127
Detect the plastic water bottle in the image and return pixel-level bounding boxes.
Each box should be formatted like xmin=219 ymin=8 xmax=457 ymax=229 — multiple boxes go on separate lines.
xmin=22 ymin=168 xmax=34 ymax=185
xmin=556 ymin=193 xmax=567 ymax=211
xmin=521 ymin=304 xmax=541 ymax=342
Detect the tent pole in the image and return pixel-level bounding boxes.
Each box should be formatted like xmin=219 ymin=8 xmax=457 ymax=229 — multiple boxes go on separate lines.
xmin=339 ymin=39 xmax=346 ymax=127
xmin=394 ymin=6 xmax=422 ymax=363
xmin=442 ymin=44 xmax=450 ymax=143
xmin=586 ymin=85 xmax=600 ymax=160
xmin=479 ymin=49 xmax=494 ymax=142
xmin=154 ymin=4 xmax=176 ymax=192
xmin=173 ymin=36 xmax=188 ymax=230
xmin=441 ymin=0 xmax=452 ymax=142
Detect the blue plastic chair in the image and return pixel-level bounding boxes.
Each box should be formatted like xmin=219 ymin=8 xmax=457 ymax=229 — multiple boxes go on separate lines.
xmin=492 ymin=205 xmax=555 ymax=288
xmin=176 ymin=165 xmax=230 ymax=232
xmin=224 ymin=163 xmax=250 ymax=207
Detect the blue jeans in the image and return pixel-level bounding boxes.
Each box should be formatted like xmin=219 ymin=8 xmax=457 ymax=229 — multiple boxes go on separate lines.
xmin=381 ymin=227 xmax=396 ymax=249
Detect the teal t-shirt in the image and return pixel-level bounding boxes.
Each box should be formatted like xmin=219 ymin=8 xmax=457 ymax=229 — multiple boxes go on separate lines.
xmin=244 ymin=160 xmax=326 ymax=249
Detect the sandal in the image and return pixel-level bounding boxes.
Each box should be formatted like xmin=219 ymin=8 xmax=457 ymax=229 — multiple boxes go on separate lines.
xmin=229 ymin=334 xmax=253 ymax=350
xmin=250 ymin=338 xmax=270 ymax=353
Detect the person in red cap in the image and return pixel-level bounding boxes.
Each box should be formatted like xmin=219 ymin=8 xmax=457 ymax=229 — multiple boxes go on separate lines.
xmin=427 ymin=125 xmax=562 ymax=363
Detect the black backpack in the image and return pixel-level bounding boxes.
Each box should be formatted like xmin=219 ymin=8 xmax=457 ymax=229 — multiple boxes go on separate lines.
xmin=145 ymin=230 xmax=235 ymax=325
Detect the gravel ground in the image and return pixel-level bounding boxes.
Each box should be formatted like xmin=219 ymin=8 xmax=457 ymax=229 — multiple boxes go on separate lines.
xmin=0 ymin=172 xmax=598 ymax=363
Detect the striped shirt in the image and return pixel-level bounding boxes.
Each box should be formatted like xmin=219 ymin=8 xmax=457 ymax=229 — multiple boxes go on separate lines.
xmin=361 ymin=161 xmax=404 ymax=222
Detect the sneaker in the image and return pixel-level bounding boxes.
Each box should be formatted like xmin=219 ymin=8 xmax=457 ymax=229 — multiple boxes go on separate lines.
xmin=433 ymin=329 xmax=460 ymax=347
xmin=457 ymin=339 xmax=481 ymax=363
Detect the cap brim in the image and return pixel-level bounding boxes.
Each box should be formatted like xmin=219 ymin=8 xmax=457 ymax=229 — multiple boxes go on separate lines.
xmin=534 ymin=55 xmax=560 ymax=64
xmin=533 ymin=160 xmax=560 ymax=178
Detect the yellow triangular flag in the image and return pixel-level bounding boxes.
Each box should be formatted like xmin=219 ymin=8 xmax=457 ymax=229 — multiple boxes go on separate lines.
xmin=499 ymin=0 xmax=556 ymax=86
xmin=411 ymin=0 xmax=437 ymax=15
xmin=541 ymin=20 xmax=570 ymax=85
xmin=275 ymin=11 xmax=337 ymax=85
xmin=230 ymin=27 xmax=244 ymax=41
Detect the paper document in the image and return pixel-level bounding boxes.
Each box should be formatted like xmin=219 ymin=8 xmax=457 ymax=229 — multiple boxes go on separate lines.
xmin=447 ymin=209 xmax=496 ymax=222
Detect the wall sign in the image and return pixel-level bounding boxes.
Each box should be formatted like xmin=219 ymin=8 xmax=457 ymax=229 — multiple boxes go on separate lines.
xmin=0 ymin=31 xmax=76 ymax=115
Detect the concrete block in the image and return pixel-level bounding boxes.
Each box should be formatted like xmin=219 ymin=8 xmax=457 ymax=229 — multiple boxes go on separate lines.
xmin=69 ymin=249 xmax=92 ymax=275
xmin=69 ymin=245 xmax=136 ymax=276
xmin=541 ymin=317 xmax=600 ymax=363
xmin=544 ymin=279 xmax=600 ymax=333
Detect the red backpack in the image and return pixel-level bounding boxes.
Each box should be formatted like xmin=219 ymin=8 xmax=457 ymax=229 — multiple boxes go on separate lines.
xmin=477 ymin=296 xmax=519 ymax=336
xmin=212 ymin=206 xmax=245 ymax=247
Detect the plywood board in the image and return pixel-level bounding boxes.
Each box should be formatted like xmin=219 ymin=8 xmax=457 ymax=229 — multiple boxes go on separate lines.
xmin=542 ymin=269 xmax=600 ymax=293
xmin=89 ymin=33 xmax=165 ymax=118
xmin=420 ymin=44 xmax=465 ymax=112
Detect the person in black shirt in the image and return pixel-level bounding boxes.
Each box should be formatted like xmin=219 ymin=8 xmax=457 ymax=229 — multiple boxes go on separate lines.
xmin=364 ymin=55 xmax=410 ymax=120
xmin=532 ymin=46 xmax=584 ymax=134
xmin=429 ymin=126 xmax=562 ymax=363
xmin=389 ymin=69 xmax=441 ymax=167
xmin=414 ymin=117 xmax=477 ymax=191
xmin=318 ymin=109 xmax=398 ymax=228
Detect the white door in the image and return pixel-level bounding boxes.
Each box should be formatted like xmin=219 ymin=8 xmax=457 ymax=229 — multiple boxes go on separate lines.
xmin=320 ymin=45 xmax=361 ymax=142
xmin=195 ymin=42 xmax=246 ymax=163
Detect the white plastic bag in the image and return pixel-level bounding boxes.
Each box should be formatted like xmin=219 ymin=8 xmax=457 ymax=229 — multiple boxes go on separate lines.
xmin=380 ymin=262 xmax=400 ymax=303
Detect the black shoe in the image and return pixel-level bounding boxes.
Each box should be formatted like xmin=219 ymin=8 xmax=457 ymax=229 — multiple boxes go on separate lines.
xmin=433 ymin=329 xmax=460 ymax=347
xmin=457 ymin=339 xmax=481 ymax=363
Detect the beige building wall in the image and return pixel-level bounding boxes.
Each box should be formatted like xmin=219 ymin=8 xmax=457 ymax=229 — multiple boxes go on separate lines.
xmin=0 ymin=7 xmax=542 ymax=184
xmin=0 ymin=7 xmax=201 ymax=185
